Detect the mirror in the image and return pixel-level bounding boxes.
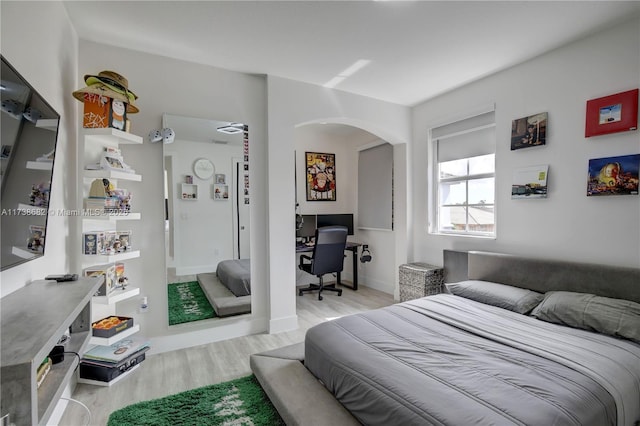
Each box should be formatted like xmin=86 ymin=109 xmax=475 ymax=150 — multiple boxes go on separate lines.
xmin=162 ymin=114 xmax=250 ymax=326
xmin=1 ymin=55 xmax=60 ymax=271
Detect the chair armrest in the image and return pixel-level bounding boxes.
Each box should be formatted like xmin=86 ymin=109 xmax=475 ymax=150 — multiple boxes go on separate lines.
xmin=299 ymin=254 xmax=312 ymax=268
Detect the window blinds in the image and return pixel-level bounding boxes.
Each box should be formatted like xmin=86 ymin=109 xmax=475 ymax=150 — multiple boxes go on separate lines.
xmin=434 ymin=110 xmax=496 ymax=163
xmin=358 ymin=142 xmax=393 ymax=230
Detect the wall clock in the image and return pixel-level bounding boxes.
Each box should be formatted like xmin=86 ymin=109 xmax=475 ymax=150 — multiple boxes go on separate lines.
xmin=193 ymin=158 xmax=214 ymax=180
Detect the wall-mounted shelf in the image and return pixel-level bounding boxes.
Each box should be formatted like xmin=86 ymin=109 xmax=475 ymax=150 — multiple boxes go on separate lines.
xmin=82 ymin=211 xmax=141 ymax=222
xmin=82 ymin=250 xmax=140 ymax=265
xmin=83 ymin=128 xmax=143 ymax=146
xmin=92 ymin=286 xmax=140 ymax=305
xmin=11 ymin=246 xmax=39 ymax=259
xmin=180 ymin=183 xmax=198 ymax=200
xmin=26 ymin=161 xmax=53 ymax=171
xmin=35 ymin=118 xmax=59 ymax=131
xmin=88 ymin=324 xmax=140 ymax=346
xmin=83 ymin=169 xmax=142 ymax=182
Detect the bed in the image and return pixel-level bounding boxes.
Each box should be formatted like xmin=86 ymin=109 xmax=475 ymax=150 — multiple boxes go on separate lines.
xmin=195 ymin=259 xmax=251 ymax=317
xmin=216 ymin=258 xmax=251 ymax=296
xmin=251 ymin=250 xmax=640 ymax=425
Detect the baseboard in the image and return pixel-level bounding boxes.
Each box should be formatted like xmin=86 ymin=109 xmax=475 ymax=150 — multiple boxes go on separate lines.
xmin=268 ymin=315 xmax=298 ymax=334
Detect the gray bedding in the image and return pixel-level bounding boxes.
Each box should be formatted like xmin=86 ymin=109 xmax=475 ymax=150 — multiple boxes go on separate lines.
xmin=305 ymin=294 xmax=640 ymax=426
xmin=216 ymin=258 xmax=251 ymax=296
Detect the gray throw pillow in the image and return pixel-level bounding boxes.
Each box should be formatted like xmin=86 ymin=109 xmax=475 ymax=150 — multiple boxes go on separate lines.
xmin=446 ymin=280 xmax=544 ymax=314
xmin=530 ymin=291 xmax=640 ymax=344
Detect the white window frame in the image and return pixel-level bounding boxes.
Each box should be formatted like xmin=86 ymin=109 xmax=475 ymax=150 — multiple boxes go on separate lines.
xmin=428 ymin=109 xmax=496 ymax=238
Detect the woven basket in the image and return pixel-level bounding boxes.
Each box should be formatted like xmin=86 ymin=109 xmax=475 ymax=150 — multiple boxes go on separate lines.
xmin=399 ymin=263 xmax=444 ymax=302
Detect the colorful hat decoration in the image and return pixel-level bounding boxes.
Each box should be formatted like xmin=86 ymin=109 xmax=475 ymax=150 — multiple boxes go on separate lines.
xmin=72 ymin=70 xmax=139 ymax=113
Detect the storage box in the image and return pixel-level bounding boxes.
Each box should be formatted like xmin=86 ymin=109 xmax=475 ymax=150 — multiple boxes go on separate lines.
xmin=79 ymin=347 xmax=148 ymax=383
xmin=84 ymin=263 xmax=116 ymax=295
xmin=91 ymin=315 xmax=134 ymax=338
xmin=399 ymin=263 xmax=444 ymax=302
xmin=81 ymin=93 xmax=127 ymax=131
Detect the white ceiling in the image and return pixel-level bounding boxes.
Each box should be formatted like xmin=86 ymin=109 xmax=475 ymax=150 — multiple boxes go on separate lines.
xmin=63 ymin=1 xmax=640 ymax=107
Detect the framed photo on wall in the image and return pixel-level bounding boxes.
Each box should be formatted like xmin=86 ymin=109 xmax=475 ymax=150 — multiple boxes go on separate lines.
xmin=511 ymin=112 xmax=547 ymax=150
xmin=585 ymin=89 xmax=639 ymax=137
xmin=305 ymin=152 xmax=336 ymax=201
xmin=587 ymin=154 xmax=639 ymax=196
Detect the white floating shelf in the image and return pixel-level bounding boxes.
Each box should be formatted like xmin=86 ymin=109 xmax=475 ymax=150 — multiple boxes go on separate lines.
xmin=88 ymin=324 xmax=140 ymax=346
xmin=83 ymin=128 xmax=143 ymax=146
xmin=82 ymin=250 xmax=140 ymax=264
xmin=92 ymin=286 xmax=140 ymax=305
xmin=82 ymin=212 xmax=141 ymax=222
xmin=36 ymin=118 xmax=59 ymax=131
xmin=12 ymin=246 xmax=39 ymax=259
xmin=77 ymin=363 xmax=141 ymax=387
xmin=83 ymin=169 xmax=142 ymax=182
xmin=26 ymin=161 xmax=53 ymax=171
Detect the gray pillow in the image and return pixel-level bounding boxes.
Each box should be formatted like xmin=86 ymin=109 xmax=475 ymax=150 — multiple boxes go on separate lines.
xmin=445 ymin=280 xmax=544 ymax=314
xmin=530 ymin=291 xmax=640 ymax=344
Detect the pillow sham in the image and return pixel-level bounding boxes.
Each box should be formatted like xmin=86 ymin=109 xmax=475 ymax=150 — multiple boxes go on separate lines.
xmin=530 ymin=291 xmax=640 ymax=344
xmin=445 ymin=280 xmax=544 ymax=314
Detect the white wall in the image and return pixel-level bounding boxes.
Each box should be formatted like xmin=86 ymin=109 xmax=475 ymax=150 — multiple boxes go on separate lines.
xmin=0 ymin=2 xmax=79 ymax=296
xmin=267 ymin=76 xmax=411 ymax=332
xmin=411 ymin=17 xmax=640 ymax=268
xmin=76 ymin=41 xmax=269 ymax=352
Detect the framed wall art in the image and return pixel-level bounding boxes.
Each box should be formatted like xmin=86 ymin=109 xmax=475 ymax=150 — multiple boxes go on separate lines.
xmin=585 ymin=88 xmax=638 ymax=137
xmin=511 ymin=165 xmax=549 ymax=199
xmin=587 ymin=154 xmax=639 ymax=196
xmin=511 ymin=112 xmax=547 ymax=150
xmin=306 ymin=152 xmax=336 ymax=201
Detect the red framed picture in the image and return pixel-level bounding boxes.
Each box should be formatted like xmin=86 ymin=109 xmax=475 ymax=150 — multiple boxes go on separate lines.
xmin=585 ymin=88 xmax=638 ymax=137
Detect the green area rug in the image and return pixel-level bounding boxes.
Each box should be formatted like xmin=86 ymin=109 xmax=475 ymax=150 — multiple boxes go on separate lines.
xmin=107 ymin=375 xmax=284 ymax=426
xmin=167 ymin=281 xmax=216 ymax=325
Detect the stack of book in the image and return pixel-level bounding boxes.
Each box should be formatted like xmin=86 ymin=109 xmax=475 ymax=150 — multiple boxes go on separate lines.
xmin=79 ymin=335 xmax=150 ymax=383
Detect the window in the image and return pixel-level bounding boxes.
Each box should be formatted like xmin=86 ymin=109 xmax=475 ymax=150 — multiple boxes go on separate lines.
xmin=430 ymin=110 xmax=495 ymax=236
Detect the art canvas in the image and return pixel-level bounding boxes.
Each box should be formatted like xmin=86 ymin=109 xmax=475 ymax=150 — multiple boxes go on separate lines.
xmin=512 ymin=165 xmax=549 ymax=199
xmin=587 ymin=154 xmax=639 ymax=196
xmin=511 ymin=112 xmax=547 ymax=150
xmin=306 ymin=152 xmax=336 ymax=201
xmin=585 ymin=89 xmax=639 ymax=137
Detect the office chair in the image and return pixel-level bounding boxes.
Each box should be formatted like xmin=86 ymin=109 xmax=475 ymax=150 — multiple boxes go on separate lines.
xmin=298 ymin=225 xmax=348 ymax=301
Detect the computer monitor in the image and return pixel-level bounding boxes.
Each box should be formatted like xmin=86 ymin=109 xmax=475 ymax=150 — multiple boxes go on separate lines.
xmin=296 ymin=214 xmax=317 ymax=239
xmin=316 ymin=214 xmax=354 ymax=235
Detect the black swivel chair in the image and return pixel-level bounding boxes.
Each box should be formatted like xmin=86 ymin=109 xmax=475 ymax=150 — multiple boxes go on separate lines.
xmin=298 ymin=225 xmax=348 ymax=301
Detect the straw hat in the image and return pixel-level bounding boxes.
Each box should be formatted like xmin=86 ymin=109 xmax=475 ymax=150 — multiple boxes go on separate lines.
xmin=73 ymin=70 xmax=139 ymax=113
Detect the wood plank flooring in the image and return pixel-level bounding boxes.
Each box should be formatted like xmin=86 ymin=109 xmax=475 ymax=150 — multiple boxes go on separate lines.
xmin=59 ymin=285 xmax=395 ymax=425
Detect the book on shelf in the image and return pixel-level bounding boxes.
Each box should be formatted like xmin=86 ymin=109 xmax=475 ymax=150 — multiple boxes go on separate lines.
xmin=83 ymin=335 xmax=149 ymax=364
xmin=36 ymin=357 xmax=52 ymax=389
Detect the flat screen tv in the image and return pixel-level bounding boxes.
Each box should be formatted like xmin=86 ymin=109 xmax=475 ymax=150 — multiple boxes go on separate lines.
xmin=316 ymin=213 xmax=354 ymax=235
xmin=1 ymin=55 xmax=60 ymax=271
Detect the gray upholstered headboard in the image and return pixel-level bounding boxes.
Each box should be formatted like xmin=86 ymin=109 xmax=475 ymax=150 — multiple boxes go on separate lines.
xmin=443 ymin=250 xmax=640 ymax=304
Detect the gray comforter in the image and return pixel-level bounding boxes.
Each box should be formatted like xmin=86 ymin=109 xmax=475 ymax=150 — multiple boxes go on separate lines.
xmin=216 ymin=258 xmax=251 ymax=296
xmin=305 ymin=294 xmax=640 ymax=426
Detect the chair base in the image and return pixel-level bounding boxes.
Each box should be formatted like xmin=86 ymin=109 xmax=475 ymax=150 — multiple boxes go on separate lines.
xmin=298 ymin=282 xmax=342 ymax=301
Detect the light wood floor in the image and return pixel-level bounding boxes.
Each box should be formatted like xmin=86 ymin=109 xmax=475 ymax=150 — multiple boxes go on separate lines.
xmin=59 ymin=285 xmax=395 ymax=425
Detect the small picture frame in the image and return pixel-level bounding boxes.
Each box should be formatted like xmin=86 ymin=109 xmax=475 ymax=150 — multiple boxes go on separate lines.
xmin=587 ymin=154 xmax=639 ymax=196
xmin=1 ymin=145 xmax=12 ymax=159
xmin=511 ymin=112 xmax=547 ymax=150
xmin=213 ymin=184 xmax=229 ymax=200
xmin=215 ymin=174 xmax=226 ymax=184
xmin=585 ymin=89 xmax=639 ymax=137
xmin=511 ymin=165 xmax=549 ymax=199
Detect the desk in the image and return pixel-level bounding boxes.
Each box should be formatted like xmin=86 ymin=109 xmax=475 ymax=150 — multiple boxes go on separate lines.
xmin=296 ymin=242 xmax=362 ymax=290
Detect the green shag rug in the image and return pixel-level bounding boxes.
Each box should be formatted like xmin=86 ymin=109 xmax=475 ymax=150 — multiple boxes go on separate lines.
xmin=107 ymin=375 xmax=284 ymax=426
xmin=167 ymin=281 xmax=216 ymax=325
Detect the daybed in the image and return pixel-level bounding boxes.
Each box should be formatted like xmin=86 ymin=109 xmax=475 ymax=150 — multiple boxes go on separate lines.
xmin=196 ymin=259 xmax=251 ymax=317
xmin=251 ymin=250 xmax=640 ymax=426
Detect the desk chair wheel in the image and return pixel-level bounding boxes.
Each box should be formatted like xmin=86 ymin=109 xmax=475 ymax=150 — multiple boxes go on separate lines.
xmin=338 ymin=289 xmax=343 ymax=296
xmin=298 ymin=289 xmax=303 ymax=296
xmin=319 ymin=295 xmax=323 ymax=301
